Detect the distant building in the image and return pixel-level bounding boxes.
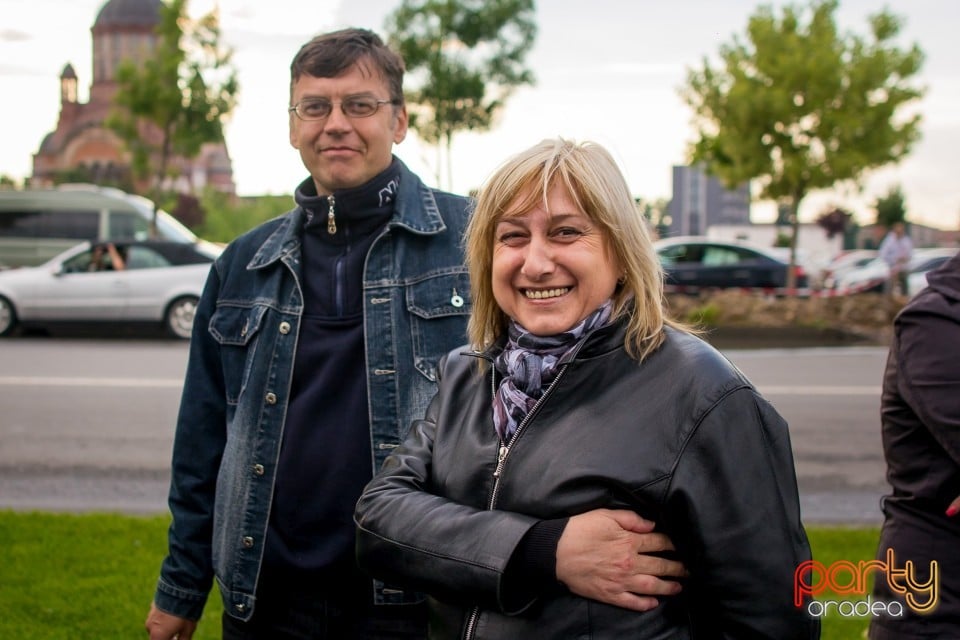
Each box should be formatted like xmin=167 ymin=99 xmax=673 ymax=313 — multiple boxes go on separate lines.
xmin=666 ymin=164 xmax=750 ymax=236
xmin=31 ymin=0 xmax=235 ymax=195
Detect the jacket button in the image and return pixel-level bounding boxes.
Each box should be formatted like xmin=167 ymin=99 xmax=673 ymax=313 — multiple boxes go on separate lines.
xmin=242 ymin=536 xmax=254 ymax=548
xmin=252 ymin=464 xmax=265 ymax=476
xmin=279 ymin=321 xmax=291 ymax=334
xmin=265 ymin=392 xmax=277 ymax=404
xmin=235 ymin=603 xmax=245 ymax=612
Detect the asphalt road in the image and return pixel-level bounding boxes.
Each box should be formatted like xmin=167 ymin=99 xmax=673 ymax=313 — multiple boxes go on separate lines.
xmin=0 ymin=336 xmax=891 ymax=524
xmin=726 ymin=346 xmax=889 ymax=524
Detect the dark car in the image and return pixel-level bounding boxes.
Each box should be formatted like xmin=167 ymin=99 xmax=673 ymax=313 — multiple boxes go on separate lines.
xmin=0 ymin=239 xmax=221 ymax=338
xmin=654 ymin=237 xmax=808 ymax=291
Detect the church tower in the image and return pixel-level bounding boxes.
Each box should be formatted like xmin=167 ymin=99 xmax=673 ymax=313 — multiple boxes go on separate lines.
xmin=32 ymin=0 xmax=235 ymax=194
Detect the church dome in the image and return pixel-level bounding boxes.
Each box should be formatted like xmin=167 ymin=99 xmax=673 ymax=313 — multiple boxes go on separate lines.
xmin=93 ymin=0 xmax=161 ymax=30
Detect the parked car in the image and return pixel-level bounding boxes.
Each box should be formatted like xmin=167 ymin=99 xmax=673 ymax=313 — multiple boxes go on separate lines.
xmin=907 ymin=269 xmax=933 ymax=298
xmin=831 ymin=248 xmax=958 ymax=294
xmin=0 ymin=239 xmax=220 ymax=338
xmin=819 ymin=250 xmax=878 ymax=290
xmin=906 ymin=250 xmax=959 ymax=297
xmin=0 ymin=183 xmax=202 ymax=269
xmin=654 ymin=236 xmax=808 ymax=291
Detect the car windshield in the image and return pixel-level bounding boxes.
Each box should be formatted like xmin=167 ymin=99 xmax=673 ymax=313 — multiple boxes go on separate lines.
xmin=153 ymin=210 xmax=197 ymax=243
xmin=61 ymin=249 xmax=97 ymax=273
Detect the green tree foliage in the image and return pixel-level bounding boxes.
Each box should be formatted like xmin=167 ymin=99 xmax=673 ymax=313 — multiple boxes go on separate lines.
xmin=635 ymin=197 xmax=670 ymax=238
xmin=874 ymin=184 xmax=907 ymax=228
xmin=385 ymin=0 xmax=537 ymax=188
xmin=680 ymin=0 xmax=924 ymax=288
xmin=107 ymin=0 xmax=238 ymax=233
xmin=195 ymin=190 xmax=293 ymax=243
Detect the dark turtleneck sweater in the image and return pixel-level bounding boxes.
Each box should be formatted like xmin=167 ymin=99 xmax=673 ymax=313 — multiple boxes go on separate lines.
xmin=262 ymin=160 xmax=401 ymax=591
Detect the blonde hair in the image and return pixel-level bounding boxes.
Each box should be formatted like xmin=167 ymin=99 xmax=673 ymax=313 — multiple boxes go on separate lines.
xmin=465 ymin=138 xmax=679 ymax=361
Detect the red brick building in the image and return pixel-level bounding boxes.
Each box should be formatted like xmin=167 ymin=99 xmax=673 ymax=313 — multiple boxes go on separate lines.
xmin=32 ymin=0 xmax=235 ymax=195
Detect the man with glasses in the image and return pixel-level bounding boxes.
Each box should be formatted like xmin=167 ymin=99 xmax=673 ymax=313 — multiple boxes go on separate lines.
xmin=145 ymin=28 xmax=683 ymax=640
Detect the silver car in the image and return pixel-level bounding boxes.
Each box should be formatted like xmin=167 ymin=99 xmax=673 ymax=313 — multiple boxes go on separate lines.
xmin=0 ymin=240 xmax=220 ymax=339
xmin=831 ymin=247 xmax=958 ymax=294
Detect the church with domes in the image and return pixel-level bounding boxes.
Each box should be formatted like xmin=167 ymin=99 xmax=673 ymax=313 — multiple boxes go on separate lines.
xmin=32 ymin=0 xmax=235 ymax=195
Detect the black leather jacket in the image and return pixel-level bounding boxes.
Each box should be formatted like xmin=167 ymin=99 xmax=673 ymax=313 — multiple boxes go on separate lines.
xmin=356 ymin=322 xmax=818 ymax=639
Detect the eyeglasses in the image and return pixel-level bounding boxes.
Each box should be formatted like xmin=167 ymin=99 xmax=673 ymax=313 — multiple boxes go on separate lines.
xmin=288 ymin=97 xmax=398 ymax=121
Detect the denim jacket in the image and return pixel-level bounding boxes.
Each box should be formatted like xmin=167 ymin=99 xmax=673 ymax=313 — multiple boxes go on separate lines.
xmin=154 ymin=161 xmax=472 ymax=622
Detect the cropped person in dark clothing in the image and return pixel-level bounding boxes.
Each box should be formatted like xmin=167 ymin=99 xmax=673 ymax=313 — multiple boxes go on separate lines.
xmin=145 ymin=29 xmax=684 ymax=640
xmin=870 ymin=251 xmax=960 ymax=639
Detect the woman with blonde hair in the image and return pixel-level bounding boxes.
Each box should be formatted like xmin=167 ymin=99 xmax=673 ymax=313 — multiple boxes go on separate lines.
xmin=356 ymin=138 xmax=817 ymax=639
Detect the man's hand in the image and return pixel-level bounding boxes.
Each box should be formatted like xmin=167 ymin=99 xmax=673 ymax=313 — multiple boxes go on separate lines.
xmin=145 ymin=602 xmax=197 ymax=640
xmin=556 ymin=509 xmax=686 ymax=612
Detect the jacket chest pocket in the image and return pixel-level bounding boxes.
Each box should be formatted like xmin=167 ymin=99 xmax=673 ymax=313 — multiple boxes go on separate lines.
xmin=405 ymin=271 xmax=471 ymax=382
xmin=209 ymin=304 xmax=268 ymax=405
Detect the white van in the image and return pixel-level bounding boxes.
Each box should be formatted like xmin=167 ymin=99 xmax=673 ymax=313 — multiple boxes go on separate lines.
xmin=0 ymin=184 xmax=199 ymax=269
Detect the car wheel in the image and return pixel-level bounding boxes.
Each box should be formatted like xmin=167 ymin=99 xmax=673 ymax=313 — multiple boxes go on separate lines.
xmin=0 ymin=296 xmax=18 ymax=337
xmin=164 ymin=296 xmax=199 ymax=339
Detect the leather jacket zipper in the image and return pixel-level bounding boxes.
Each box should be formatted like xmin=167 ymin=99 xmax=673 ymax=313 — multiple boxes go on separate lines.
xmin=327 ymin=194 xmax=336 ymax=234
xmin=489 ymin=366 xmax=567 ymax=505
xmin=463 ymin=364 xmax=570 ymax=640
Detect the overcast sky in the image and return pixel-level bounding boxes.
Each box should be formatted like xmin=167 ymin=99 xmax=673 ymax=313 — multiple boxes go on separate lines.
xmin=2 ymin=0 xmax=958 ymax=228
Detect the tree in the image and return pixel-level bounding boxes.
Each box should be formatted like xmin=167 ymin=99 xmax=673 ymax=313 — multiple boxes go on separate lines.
xmin=385 ymin=0 xmax=537 ymax=189
xmin=816 ymin=206 xmax=852 ymax=239
xmin=50 ymin=164 xmax=134 ymax=192
xmin=680 ymin=0 xmax=924 ymax=289
xmin=635 ymin=197 xmax=670 ymax=239
xmin=170 ymin=192 xmax=205 ymax=229
xmin=874 ymin=184 xmax=907 ymax=229
xmin=107 ymin=0 xmax=238 ymax=234
xmin=196 ymin=191 xmax=293 ymax=243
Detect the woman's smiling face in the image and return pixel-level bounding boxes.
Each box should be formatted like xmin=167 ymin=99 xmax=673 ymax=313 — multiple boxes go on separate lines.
xmin=491 ymin=182 xmax=621 ymax=336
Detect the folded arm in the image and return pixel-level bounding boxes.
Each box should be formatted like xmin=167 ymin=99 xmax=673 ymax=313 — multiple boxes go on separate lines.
xmin=356 ymin=394 xmax=686 ymax=613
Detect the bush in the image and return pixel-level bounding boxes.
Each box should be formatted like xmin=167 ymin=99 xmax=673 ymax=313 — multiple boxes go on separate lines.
xmin=685 ymin=302 xmax=721 ymax=327
xmin=195 ymin=191 xmax=294 ymax=243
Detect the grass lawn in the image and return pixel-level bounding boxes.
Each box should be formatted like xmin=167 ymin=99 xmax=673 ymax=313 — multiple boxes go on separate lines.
xmin=806 ymin=526 xmax=881 ymax=639
xmin=1 ymin=511 xmax=223 ymax=640
xmin=2 ymin=510 xmax=879 ymax=639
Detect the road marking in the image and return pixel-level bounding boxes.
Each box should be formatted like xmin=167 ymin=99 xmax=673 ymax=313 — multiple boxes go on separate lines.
xmin=758 ymin=385 xmax=880 ymax=396
xmin=0 ymin=376 xmax=182 ymax=388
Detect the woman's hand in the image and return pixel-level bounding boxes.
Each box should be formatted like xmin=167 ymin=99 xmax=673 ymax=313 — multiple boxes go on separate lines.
xmin=556 ymin=509 xmax=686 ymax=612
xmin=947 ymin=495 xmax=960 ymax=517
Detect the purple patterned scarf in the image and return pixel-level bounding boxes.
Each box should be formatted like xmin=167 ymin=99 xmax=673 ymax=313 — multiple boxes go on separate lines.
xmin=492 ymin=300 xmax=613 ymax=442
